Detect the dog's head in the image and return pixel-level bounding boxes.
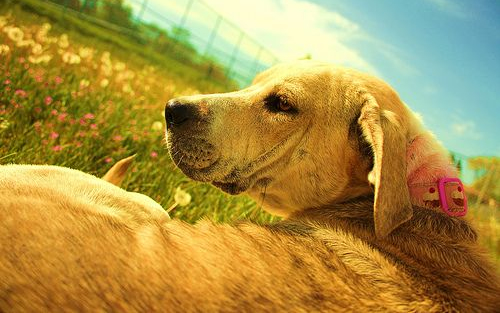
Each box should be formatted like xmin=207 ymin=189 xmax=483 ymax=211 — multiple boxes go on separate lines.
xmin=165 ymin=60 xmax=416 ymax=237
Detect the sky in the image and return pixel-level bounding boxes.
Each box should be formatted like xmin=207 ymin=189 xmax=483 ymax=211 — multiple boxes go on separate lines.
xmin=196 ymin=0 xmax=500 ymax=158
xmin=140 ymin=0 xmax=499 ymax=159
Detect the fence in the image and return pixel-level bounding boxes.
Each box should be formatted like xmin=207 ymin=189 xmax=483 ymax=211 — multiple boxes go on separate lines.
xmin=43 ymin=0 xmax=280 ymax=87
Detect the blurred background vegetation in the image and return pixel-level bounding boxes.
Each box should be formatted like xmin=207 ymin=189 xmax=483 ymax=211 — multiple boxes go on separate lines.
xmin=0 ymin=0 xmax=497 ymax=268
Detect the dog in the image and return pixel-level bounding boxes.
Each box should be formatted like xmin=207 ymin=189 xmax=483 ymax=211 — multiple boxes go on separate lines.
xmin=1 ymin=60 xmax=499 ymax=312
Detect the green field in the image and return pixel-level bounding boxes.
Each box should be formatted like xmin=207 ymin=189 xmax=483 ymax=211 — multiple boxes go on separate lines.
xmin=0 ymin=2 xmax=497 ymax=268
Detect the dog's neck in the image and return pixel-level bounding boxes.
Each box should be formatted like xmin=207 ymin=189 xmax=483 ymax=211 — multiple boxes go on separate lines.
xmin=405 ymin=134 xmax=467 ymax=216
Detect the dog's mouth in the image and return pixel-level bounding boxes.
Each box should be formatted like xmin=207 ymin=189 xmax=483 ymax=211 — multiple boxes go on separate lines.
xmin=167 ymin=136 xmax=223 ymax=181
xmin=167 ymin=129 xmax=302 ymax=195
xmin=212 ymin=181 xmax=248 ymax=195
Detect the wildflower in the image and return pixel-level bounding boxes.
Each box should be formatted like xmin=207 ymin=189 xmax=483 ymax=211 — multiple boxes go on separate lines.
xmin=62 ymin=52 xmax=81 ymax=64
xmin=79 ymin=118 xmax=87 ymax=126
xmin=58 ymin=113 xmax=68 ymax=122
xmin=4 ymin=79 xmax=10 ymax=85
xmin=5 ymin=26 xmax=23 ymax=42
xmin=79 ymin=79 xmax=90 ymax=88
xmin=36 ymin=23 xmax=51 ymax=42
xmin=49 ymin=132 xmax=59 ymax=139
xmin=14 ymin=89 xmax=27 ymax=98
xmin=90 ymin=123 xmax=97 ymax=130
xmin=104 ymin=157 xmax=113 ymax=163
xmin=58 ymin=34 xmax=69 ymax=48
xmin=28 ymin=54 xmax=52 ymax=64
xmin=31 ymin=43 xmax=43 ymax=55
xmin=99 ymin=78 xmax=109 ymax=88
xmin=150 ymin=151 xmax=158 ymax=158
xmin=151 ymin=121 xmax=164 ymax=131
xmin=122 ymin=83 xmax=133 ymax=94
xmin=54 ymin=76 xmax=63 ymax=84
xmin=34 ymin=107 xmax=42 ymax=113
xmin=16 ymin=39 xmax=35 ymax=47
xmin=174 ymin=187 xmax=191 ymax=206
xmin=114 ymin=62 xmax=125 ymax=71
xmin=0 ymin=15 xmax=8 ymax=28
xmin=44 ymin=96 xmax=53 ymax=105
xmin=113 ymin=135 xmax=123 ymax=141
xmin=51 ymin=109 xmax=58 ymax=116
xmin=167 ymin=187 xmax=192 ymax=213
xmin=83 ymin=113 xmax=94 ymax=120
xmin=74 ymin=141 xmax=82 ymax=147
xmin=52 ymin=145 xmax=62 ymax=152
xmin=33 ymin=121 xmax=42 ymax=132
xmin=78 ymin=47 xmax=93 ymax=59
xmin=0 ymin=119 xmax=10 ymax=130
xmin=101 ymin=51 xmax=111 ymax=64
xmin=0 ymin=44 xmax=9 ymax=55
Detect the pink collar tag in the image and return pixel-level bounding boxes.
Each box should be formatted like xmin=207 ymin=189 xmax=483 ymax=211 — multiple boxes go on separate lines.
xmin=409 ymin=177 xmax=468 ymax=217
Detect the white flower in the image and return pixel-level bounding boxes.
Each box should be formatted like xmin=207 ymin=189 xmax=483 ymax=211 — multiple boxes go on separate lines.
xmin=41 ymin=22 xmax=51 ymax=31
xmin=62 ymin=51 xmax=81 ymax=64
xmin=6 ymin=26 xmax=23 ymax=42
xmin=0 ymin=15 xmax=8 ymax=28
xmin=99 ymin=78 xmax=109 ymax=88
xmin=174 ymin=187 xmax=191 ymax=206
xmin=16 ymin=39 xmax=35 ymax=47
xmin=58 ymin=34 xmax=69 ymax=48
xmin=0 ymin=119 xmax=10 ymax=130
xmin=151 ymin=121 xmax=164 ymax=131
xmin=28 ymin=54 xmax=52 ymax=64
xmin=0 ymin=44 xmax=9 ymax=55
xmin=78 ymin=47 xmax=93 ymax=59
xmin=79 ymin=79 xmax=90 ymax=88
xmin=36 ymin=23 xmax=51 ymax=42
xmin=114 ymin=61 xmax=125 ymax=71
xmin=31 ymin=43 xmax=43 ymax=55
xmin=101 ymin=51 xmax=111 ymax=64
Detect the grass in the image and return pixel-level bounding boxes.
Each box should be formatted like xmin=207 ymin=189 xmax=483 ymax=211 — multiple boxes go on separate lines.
xmin=0 ymin=3 xmax=276 ymax=225
xmin=0 ymin=2 xmax=498 ymax=268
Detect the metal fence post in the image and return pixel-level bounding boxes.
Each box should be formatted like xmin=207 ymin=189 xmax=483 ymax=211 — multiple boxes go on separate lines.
xmin=251 ymin=45 xmax=263 ymax=77
xmin=204 ymin=15 xmax=222 ymax=57
xmin=177 ymin=0 xmax=194 ymax=36
xmin=225 ymin=30 xmax=244 ymax=78
xmin=168 ymin=0 xmax=194 ymax=55
xmin=136 ymin=0 xmax=149 ymax=22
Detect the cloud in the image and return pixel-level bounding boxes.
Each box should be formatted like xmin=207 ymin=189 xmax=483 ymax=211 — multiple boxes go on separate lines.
xmin=423 ymin=0 xmax=469 ymax=19
xmin=202 ymin=0 xmax=379 ymax=74
xmin=450 ymin=114 xmax=482 ymax=139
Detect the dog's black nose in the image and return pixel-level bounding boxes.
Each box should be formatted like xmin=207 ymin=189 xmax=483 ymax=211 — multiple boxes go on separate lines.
xmin=165 ymin=100 xmax=194 ymax=128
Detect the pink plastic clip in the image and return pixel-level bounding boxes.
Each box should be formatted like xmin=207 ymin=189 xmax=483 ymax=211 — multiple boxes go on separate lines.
xmin=438 ymin=177 xmax=467 ymax=217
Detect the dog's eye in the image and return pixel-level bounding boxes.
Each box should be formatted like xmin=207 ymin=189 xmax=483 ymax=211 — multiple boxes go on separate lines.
xmin=264 ymin=94 xmax=295 ymax=113
xmin=278 ymin=99 xmax=292 ymax=111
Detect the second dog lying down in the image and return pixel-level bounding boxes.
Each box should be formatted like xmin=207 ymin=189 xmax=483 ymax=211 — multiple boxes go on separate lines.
xmin=2 ymin=161 xmax=496 ymax=312
xmin=1 ymin=61 xmax=499 ymax=312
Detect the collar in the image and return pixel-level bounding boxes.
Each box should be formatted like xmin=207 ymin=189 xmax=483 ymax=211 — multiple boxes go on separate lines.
xmin=409 ymin=177 xmax=467 ymax=217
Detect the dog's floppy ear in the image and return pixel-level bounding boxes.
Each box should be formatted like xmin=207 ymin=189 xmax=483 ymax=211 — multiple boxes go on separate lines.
xmin=102 ymin=155 xmax=135 ymax=186
xmin=358 ymin=94 xmax=412 ymax=238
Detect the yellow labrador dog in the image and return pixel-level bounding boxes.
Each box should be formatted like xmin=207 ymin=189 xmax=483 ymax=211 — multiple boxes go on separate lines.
xmin=1 ymin=61 xmax=499 ymax=312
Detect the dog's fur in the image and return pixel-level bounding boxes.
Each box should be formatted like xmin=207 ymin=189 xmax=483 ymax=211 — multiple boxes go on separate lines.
xmin=1 ymin=61 xmax=499 ymax=312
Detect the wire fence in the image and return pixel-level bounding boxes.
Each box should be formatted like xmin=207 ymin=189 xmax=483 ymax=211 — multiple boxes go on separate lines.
xmin=45 ymin=0 xmax=280 ymax=87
